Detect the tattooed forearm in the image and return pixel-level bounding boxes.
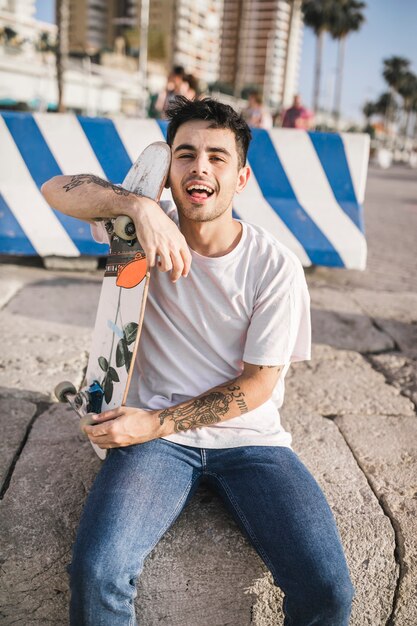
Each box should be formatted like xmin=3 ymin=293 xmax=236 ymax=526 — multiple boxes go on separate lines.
xmin=259 ymin=365 xmax=283 ymax=371
xmin=159 ymin=391 xmax=231 ymax=432
xmin=158 ymin=382 xmax=249 ymax=433
xmin=63 ymin=174 xmax=131 ymax=196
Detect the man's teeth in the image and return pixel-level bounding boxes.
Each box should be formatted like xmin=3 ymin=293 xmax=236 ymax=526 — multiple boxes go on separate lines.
xmin=186 ymin=185 xmax=213 ymax=193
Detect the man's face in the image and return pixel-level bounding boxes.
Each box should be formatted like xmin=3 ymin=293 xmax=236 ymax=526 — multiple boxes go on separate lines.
xmin=168 ymin=120 xmax=249 ymax=223
xmin=172 ymin=74 xmax=184 ymax=90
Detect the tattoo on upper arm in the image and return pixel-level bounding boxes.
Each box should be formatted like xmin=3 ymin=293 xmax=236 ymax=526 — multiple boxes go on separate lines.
xmin=63 ymin=174 xmax=130 ymax=196
xmin=158 ymin=382 xmax=249 ymax=433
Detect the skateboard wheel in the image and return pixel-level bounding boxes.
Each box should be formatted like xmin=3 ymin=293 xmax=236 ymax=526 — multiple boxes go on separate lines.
xmin=114 ymin=215 xmax=136 ymax=241
xmin=55 ymin=380 xmax=77 ymax=403
xmin=79 ymin=413 xmax=97 ymax=431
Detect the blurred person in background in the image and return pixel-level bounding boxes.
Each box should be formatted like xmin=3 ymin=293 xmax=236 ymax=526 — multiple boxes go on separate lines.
xmin=155 ymin=65 xmax=188 ymax=117
xmin=281 ymin=94 xmax=314 ymax=129
xmin=184 ymin=73 xmax=201 ymax=100
xmin=242 ymin=90 xmax=273 ymax=129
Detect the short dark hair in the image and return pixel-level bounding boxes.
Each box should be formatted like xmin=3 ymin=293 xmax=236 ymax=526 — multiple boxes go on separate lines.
xmin=172 ymin=65 xmax=185 ymax=77
xmin=185 ymin=73 xmax=199 ymax=94
xmin=248 ymin=90 xmax=263 ymax=105
xmin=166 ymin=96 xmax=252 ymax=169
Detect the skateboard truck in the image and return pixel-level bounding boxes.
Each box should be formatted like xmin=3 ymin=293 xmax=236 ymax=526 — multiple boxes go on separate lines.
xmin=54 ymin=379 xmax=107 ymax=460
xmin=54 ymin=379 xmax=104 ymax=424
xmin=84 ymin=380 xmax=104 ymax=414
xmin=54 ymin=380 xmax=104 ymax=417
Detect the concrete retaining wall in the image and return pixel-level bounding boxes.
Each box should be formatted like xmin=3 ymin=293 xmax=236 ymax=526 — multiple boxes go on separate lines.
xmin=0 ymin=113 xmax=369 ymax=268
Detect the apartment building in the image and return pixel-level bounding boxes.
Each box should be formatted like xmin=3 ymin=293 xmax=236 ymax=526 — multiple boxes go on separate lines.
xmin=220 ymin=0 xmax=303 ymax=109
xmin=68 ymin=0 xmax=117 ymax=56
xmin=0 ymin=0 xmax=35 ymax=19
xmin=119 ymin=0 xmax=175 ymax=72
xmin=125 ymin=0 xmax=223 ymax=85
xmin=172 ymin=0 xmax=223 ymax=85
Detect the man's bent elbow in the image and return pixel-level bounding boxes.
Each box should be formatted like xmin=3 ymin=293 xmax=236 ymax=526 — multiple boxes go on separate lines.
xmin=41 ymin=177 xmax=58 ymax=203
xmin=41 ymin=176 xmax=71 ymax=213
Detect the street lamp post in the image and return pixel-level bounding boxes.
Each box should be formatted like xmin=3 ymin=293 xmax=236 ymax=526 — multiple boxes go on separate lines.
xmin=83 ymin=46 xmax=98 ymax=117
xmin=138 ymin=0 xmax=149 ymax=117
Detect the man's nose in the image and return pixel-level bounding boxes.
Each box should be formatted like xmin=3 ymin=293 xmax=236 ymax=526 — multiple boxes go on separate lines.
xmin=191 ymin=154 xmax=209 ymax=175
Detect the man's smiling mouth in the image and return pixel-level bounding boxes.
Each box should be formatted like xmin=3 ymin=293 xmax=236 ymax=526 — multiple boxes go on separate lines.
xmin=185 ymin=183 xmax=215 ymax=200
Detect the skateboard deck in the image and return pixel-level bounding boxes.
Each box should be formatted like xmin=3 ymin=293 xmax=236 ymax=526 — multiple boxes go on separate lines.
xmin=55 ymin=142 xmax=171 ymax=459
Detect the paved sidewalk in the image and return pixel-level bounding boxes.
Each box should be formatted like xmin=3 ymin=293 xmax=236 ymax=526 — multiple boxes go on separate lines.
xmin=0 ymin=165 xmax=416 ymax=625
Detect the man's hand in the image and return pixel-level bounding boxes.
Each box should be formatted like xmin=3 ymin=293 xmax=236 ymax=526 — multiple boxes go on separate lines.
xmin=129 ymin=197 xmax=191 ymax=282
xmin=82 ymin=406 xmax=162 ymax=449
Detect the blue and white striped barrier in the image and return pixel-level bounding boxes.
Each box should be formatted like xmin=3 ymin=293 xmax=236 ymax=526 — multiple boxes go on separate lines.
xmin=0 ymin=112 xmax=369 ymax=268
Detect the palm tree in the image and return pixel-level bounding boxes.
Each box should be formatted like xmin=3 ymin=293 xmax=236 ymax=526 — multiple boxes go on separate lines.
xmin=383 ymin=56 xmax=410 ymax=91
xmin=411 ymin=92 xmax=417 ymax=140
xmin=55 ymin=0 xmax=69 ymax=112
xmin=362 ymin=100 xmax=377 ymax=137
xmin=372 ymin=91 xmax=397 ymax=133
xmin=397 ymin=71 xmax=417 ymax=138
xmin=302 ymin=0 xmax=335 ymax=113
xmin=382 ymin=56 xmax=410 ymax=131
xmin=329 ymin=0 xmax=366 ymax=127
xmin=362 ymin=100 xmax=376 ymax=123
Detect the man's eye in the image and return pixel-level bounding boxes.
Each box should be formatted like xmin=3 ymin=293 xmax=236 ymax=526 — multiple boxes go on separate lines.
xmin=210 ymin=156 xmax=224 ymax=162
xmin=178 ymin=154 xmax=193 ymax=159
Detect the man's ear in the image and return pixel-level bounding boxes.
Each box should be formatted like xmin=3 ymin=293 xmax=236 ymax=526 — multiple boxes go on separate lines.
xmin=235 ymin=165 xmax=251 ymax=194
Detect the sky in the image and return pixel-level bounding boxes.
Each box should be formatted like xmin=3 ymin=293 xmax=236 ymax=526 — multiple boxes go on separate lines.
xmin=35 ymin=0 xmax=417 ymax=123
xmin=298 ymin=0 xmax=417 ymax=122
xmin=35 ymin=0 xmax=54 ymax=24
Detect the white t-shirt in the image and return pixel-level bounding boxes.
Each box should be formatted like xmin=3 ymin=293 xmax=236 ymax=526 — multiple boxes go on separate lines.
xmin=91 ymin=204 xmax=311 ymax=449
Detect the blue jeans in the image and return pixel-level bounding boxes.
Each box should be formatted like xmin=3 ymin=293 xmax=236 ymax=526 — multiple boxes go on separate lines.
xmin=69 ymin=440 xmax=354 ymax=625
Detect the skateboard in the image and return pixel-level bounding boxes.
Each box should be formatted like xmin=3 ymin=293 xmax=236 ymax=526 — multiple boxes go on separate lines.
xmin=55 ymin=142 xmax=171 ymax=459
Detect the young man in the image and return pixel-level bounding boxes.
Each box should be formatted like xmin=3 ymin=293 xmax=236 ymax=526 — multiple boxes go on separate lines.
xmin=42 ymin=97 xmax=354 ymax=625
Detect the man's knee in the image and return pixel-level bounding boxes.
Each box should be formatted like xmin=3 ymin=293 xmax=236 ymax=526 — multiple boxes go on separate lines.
xmin=319 ymin=577 xmax=355 ymax=614
xmin=282 ymin=572 xmax=354 ymax=624
xmin=306 ymin=574 xmax=355 ymax=621
xmin=69 ymin=550 xmax=106 ymax=593
xmin=70 ymin=535 xmax=115 ymax=588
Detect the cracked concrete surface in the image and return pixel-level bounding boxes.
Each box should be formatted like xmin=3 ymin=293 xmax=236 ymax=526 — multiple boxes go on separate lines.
xmin=0 ymin=393 xmax=37 ymax=494
xmin=1 ymin=164 xmax=416 ymax=624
